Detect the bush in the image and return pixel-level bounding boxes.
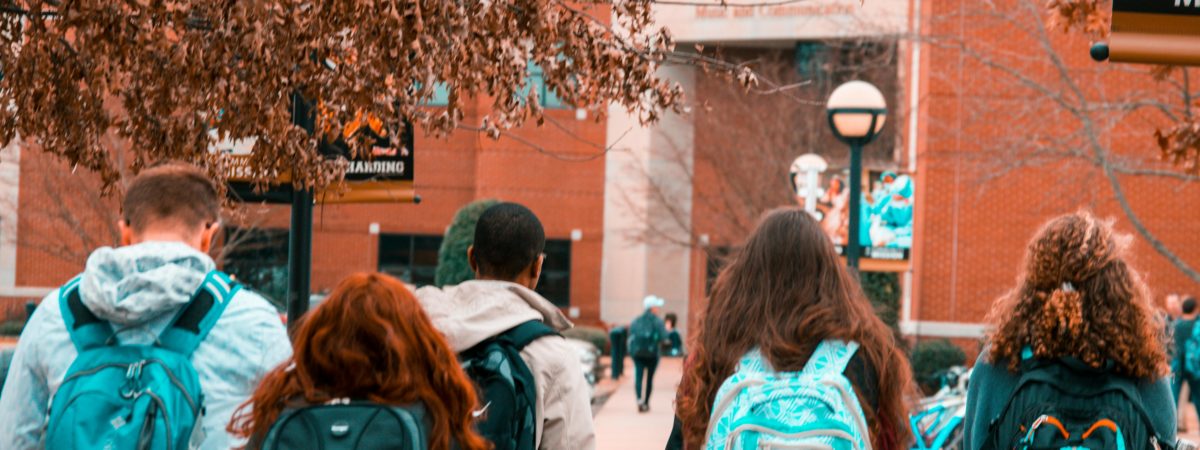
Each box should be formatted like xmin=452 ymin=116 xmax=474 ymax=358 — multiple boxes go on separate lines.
xmin=562 ymin=326 xmax=610 ymax=355
xmin=435 ymin=199 xmax=501 ymax=287
xmin=861 ymin=272 xmax=900 ymax=331
xmin=0 ymin=320 xmax=23 ymax=336
xmin=910 ymin=339 xmax=967 ymax=395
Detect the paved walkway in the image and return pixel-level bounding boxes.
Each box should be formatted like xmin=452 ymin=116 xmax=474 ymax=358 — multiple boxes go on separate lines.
xmin=594 ymin=357 xmax=683 ymax=450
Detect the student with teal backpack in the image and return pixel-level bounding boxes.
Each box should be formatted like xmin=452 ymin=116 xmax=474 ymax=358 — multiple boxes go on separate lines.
xmin=629 ymin=295 xmax=668 ymax=412
xmin=0 ymin=163 xmax=291 ymax=450
xmin=674 ymin=208 xmax=914 ymax=450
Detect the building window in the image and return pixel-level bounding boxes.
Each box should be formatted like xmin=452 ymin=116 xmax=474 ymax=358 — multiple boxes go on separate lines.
xmin=794 ymin=41 xmax=828 ymax=82
xmin=538 ymin=240 xmax=572 ymax=307
xmin=379 ymin=234 xmax=444 ymax=287
xmin=428 ymin=83 xmax=450 ymax=106
xmin=525 ymin=62 xmax=568 ymax=109
xmin=222 ymin=228 xmax=290 ymax=308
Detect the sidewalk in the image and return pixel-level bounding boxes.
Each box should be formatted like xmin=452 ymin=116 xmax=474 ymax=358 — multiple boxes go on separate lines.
xmin=594 ymin=357 xmax=683 ymax=450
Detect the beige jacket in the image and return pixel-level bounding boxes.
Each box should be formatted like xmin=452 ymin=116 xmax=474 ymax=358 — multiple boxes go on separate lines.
xmin=415 ymin=280 xmax=597 ymax=450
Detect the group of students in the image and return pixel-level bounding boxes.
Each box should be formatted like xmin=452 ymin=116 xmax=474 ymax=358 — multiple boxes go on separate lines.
xmin=0 ymin=160 xmax=1187 ymax=450
xmin=661 ymin=208 xmax=1183 ymax=450
xmin=0 ymin=163 xmax=594 ymax=449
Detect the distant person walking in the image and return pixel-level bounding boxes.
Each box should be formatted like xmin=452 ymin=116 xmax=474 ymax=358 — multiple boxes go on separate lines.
xmin=1175 ymin=295 xmax=1199 ymax=431
xmin=629 ymin=295 xmax=668 ymax=412
xmin=675 ymin=208 xmax=914 ymax=450
xmin=963 ymin=212 xmax=1177 ymax=450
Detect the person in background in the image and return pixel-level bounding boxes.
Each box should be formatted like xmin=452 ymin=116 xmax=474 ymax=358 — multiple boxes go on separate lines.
xmin=228 ymin=273 xmax=489 ymax=450
xmin=664 ymin=312 xmax=684 ymax=357
xmin=629 ymin=295 xmax=669 ymax=412
xmin=610 ymin=325 xmax=628 ymax=379
xmin=1175 ymin=296 xmax=1199 ymax=432
xmin=963 ymin=212 xmax=1176 ymax=450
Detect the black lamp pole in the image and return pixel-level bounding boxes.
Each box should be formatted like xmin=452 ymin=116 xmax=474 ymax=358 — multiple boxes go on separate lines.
xmin=846 ymin=143 xmax=864 ymax=269
xmin=286 ymin=187 xmax=313 ymax=329
xmin=826 ymin=107 xmax=885 ymax=271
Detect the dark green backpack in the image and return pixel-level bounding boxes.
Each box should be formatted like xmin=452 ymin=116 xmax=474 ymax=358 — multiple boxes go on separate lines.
xmin=261 ymin=401 xmax=431 ymax=450
xmin=628 ymin=314 xmax=661 ymax=359
xmin=459 ymin=320 xmax=558 ymax=450
xmin=983 ymin=354 xmax=1164 ymax=450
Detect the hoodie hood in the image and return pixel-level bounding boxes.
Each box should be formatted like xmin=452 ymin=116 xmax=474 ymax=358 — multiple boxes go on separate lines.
xmin=415 ymin=280 xmax=573 ymax=352
xmin=78 ymin=241 xmax=215 ymax=327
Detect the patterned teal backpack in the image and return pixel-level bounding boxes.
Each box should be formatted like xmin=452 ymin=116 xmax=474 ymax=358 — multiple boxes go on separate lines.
xmin=705 ymin=340 xmax=872 ymax=450
xmin=46 ymin=271 xmax=238 ymax=450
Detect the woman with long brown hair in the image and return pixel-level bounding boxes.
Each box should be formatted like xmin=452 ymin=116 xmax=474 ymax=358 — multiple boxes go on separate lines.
xmin=962 ymin=212 xmax=1176 ymax=450
xmin=228 ymin=273 xmax=489 ymax=450
xmin=675 ymin=208 xmax=914 ymax=450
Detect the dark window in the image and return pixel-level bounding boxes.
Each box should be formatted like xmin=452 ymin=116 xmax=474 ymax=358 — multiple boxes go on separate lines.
xmin=379 ymin=234 xmax=444 ymax=287
xmin=794 ymin=41 xmax=828 ymax=83
xmin=221 ymin=228 xmax=290 ymax=309
xmin=537 ymin=240 xmax=572 ymax=307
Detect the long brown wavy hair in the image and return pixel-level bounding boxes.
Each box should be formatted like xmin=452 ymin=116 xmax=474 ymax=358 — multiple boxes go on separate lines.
xmin=987 ymin=212 xmax=1167 ymax=379
xmin=228 ymin=273 xmax=489 ymax=450
xmin=677 ymin=208 xmax=915 ymax=450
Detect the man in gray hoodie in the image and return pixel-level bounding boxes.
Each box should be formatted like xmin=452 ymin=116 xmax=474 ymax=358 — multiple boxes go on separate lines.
xmin=0 ymin=163 xmax=292 ymax=449
xmin=416 ymin=202 xmax=596 ymax=450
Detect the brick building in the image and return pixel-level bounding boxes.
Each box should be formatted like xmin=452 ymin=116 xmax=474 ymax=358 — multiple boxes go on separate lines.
xmin=0 ymin=96 xmax=611 ymax=326
xmin=2 ymin=0 xmax=1198 ymax=352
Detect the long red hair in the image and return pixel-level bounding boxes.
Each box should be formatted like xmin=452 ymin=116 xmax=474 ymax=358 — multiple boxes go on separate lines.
xmin=228 ymin=273 xmax=489 ymax=450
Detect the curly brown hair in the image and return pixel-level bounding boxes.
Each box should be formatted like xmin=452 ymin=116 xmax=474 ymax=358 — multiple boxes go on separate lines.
xmin=987 ymin=212 xmax=1167 ymax=379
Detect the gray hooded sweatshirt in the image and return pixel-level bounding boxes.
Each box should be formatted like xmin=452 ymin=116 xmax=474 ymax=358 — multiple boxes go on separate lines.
xmin=0 ymin=242 xmax=293 ymax=450
xmin=416 ymin=280 xmax=597 ymax=450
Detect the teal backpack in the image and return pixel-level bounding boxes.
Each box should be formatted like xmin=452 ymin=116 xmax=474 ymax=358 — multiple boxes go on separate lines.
xmin=705 ymin=340 xmax=872 ymax=450
xmin=1183 ymin=321 xmax=1200 ymax=379
xmin=46 ymin=271 xmax=238 ymax=450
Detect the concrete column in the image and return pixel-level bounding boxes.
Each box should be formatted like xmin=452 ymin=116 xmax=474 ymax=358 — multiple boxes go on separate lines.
xmin=601 ymin=64 xmax=696 ymax=339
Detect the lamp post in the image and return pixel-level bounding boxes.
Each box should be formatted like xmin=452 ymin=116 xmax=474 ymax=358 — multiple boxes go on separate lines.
xmin=790 ymin=153 xmax=828 ymax=217
xmin=826 ymin=81 xmax=887 ymax=270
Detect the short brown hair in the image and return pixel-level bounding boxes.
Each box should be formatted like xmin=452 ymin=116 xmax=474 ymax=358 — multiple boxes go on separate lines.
xmin=122 ymin=162 xmax=219 ymax=234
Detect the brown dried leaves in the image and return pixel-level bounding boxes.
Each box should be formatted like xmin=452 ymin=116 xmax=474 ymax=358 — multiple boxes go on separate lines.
xmin=0 ymin=0 xmax=684 ymax=191
xmin=1155 ymin=120 xmax=1200 ymax=175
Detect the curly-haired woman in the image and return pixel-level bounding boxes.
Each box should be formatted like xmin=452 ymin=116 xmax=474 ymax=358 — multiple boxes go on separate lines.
xmin=228 ymin=273 xmax=490 ymax=450
xmin=674 ymin=208 xmax=915 ymax=450
xmin=963 ymin=212 xmax=1176 ymax=450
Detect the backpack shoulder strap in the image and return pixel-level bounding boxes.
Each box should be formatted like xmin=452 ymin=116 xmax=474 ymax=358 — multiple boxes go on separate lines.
xmin=58 ymin=276 xmax=114 ymax=352
xmin=497 ymin=320 xmax=560 ymax=352
xmin=801 ymin=339 xmax=860 ymax=376
xmin=158 ymin=270 xmax=241 ymax=356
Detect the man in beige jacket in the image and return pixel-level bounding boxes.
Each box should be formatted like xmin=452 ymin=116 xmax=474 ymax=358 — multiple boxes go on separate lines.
xmin=416 ymin=202 xmax=596 ymax=450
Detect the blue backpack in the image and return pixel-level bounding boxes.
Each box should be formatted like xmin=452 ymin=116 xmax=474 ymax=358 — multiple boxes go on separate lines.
xmin=1183 ymin=321 xmax=1200 ymax=379
xmin=705 ymin=340 xmax=872 ymax=450
xmin=46 ymin=271 xmax=238 ymax=450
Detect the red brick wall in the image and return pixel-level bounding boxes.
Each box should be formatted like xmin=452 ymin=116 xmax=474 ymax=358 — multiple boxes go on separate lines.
xmin=911 ymin=0 xmax=1200 ymax=332
xmin=14 ymin=107 xmax=609 ymax=323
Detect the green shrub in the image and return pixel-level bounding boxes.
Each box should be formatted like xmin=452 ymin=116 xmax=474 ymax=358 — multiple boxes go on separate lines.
xmin=435 ymin=199 xmax=501 ymax=287
xmin=0 ymin=320 xmax=23 ymax=336
xmin=562 ymin=326 xmax=610 ymax=355
xmin=910 ymin=339 xmax=967 ymax=394
xmin=860 ymin=271 xmax=900 ymax=331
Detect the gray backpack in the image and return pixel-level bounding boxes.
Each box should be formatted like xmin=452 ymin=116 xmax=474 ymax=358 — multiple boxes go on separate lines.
xmin=260 ymin=400 xmax=431 ymax=450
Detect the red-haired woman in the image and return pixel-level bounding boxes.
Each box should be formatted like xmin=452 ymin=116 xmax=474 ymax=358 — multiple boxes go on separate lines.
xmin=674 ymin=208 xmax=915 ymax=450
xmin=228 ymin=273 xmax=489 ymax=450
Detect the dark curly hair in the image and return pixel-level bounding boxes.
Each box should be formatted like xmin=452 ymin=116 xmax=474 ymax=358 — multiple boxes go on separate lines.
xmin=987 ymin=212 xmax=1167 ymax=379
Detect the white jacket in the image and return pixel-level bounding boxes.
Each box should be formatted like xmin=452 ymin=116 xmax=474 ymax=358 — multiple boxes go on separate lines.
xmin=416 ymin=280 xmax=597 ymax=450
xmin=0 ymin=242 xmax=293 ymax=450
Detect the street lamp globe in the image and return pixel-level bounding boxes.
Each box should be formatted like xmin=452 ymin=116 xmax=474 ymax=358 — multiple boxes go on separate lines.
xmin=826 ymin=80 xmax=887 ymax=145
